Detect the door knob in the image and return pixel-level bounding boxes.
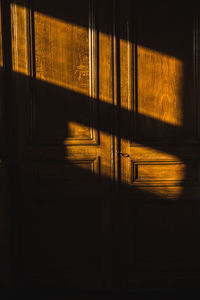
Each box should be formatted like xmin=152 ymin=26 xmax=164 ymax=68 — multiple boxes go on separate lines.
xmin=116 ymin=151 xmax=129 ymax=157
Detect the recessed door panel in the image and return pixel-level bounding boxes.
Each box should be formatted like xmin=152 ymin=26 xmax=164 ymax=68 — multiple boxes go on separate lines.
xmin=119 ymin=0 xmax=200 ymax=293
xmin=11 ymin=0 xmax=114 ymax=290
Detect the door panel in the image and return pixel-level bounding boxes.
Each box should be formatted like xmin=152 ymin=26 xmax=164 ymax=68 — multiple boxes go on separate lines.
xmin=7 ymin=0 xmax=200 ymax=295
xmin=33 ymin=2 xmax=95 ymax=143
xmin=136 ymin=3 xmax=194 ymax=139
xmin=0 ymin=0 xmax=11 ymax=290
xmin=11 ymin=0 xmax=114 ymax=290
xmin=120 ymin=1 xmax=200 ymax=293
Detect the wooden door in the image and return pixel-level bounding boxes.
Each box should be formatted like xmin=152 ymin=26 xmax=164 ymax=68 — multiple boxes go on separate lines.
xmin=119 ymin=0 xmax=200 ymax=294
xmin=0 ymin=0 xmax=11 ymax=291
xmin=4 ymin=0 xmax=200 ymax=296
xmin=10 ymin=0 xmax=114 ymax=291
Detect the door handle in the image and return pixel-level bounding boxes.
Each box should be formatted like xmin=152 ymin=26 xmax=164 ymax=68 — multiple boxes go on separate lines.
xmin=116 ymin=151 xmax=129 ymax=157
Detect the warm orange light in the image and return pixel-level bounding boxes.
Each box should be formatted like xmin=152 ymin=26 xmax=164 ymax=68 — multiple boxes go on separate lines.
xmin=9 ymin=4 xmax=186 ymax=199
xmin=11 ymin=3 xmax=29 ymax=74
xmin=138 ymin=46 xmax=184 ymax=127
xmin=34 ymin=12 xmax=90 ymax=96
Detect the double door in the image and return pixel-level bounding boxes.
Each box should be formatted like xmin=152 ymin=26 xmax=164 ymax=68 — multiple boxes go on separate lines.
xmin=1 ymin=0 xmax=200 ymax=294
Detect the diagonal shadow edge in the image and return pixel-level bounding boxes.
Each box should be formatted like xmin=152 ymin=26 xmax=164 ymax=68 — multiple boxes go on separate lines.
xmin=11 ymin=71 xmax=198 ymax=162
xmin=0 ymin=0 xmax=200 ymax=294
xmin=7 ymin=0 xmax=198 ymax=61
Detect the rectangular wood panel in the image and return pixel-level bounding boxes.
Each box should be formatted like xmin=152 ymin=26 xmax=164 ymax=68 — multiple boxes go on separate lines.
xmin=132 ymin=161 xmax=198 ymax=184
xmin=29 ymin=0 xmax=98 ymax=144
xmin=135 ymin=3 xmax=195 ymax=140
xmin=10 ymin=0 xmax=114 ymax=290
xmin=119 ymin=1 xmax=200 ymax=293
xmin=32 ymin=158 xmax=100 ymax=183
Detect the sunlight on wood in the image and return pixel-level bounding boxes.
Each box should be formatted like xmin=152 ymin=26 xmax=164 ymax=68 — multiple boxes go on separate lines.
xmin=10 ymin=3 xmax=93 ymax=140
xmin=11 ymin=3 xmax=29 ymax=75
xmin=5 ymin=1 xmax=199 ymax=287
xmin=34 ymin=12 xmax=89 ymax=96
xmin=138 ymin=46 xmax=184 ymax=127
xmin=120 ymin=38 xmax=133 ymax=111
xmin=135 ymin=162 xmax=186 ymax=181
xmin=34 ymin=12 xmax=92 ymax=139
xmin=9 ymin=3 xmax=187 ymax=199
xmin=129 ymin=143 xmax=186 ymax=198
xmin=99 ymin=32 xmax=113 ymax=103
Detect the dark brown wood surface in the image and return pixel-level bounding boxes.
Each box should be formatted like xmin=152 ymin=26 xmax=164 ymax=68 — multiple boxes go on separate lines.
xmin=1 ymin=0 xmax=200 ymax=297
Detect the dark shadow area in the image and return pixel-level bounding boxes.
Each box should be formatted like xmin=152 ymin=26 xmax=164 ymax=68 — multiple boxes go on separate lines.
xmin=9 ymin=0 xmax=198 ymax=60
xmin=0 ymin=0 xmax=200 ymax=299
xmin=17 ymin=76 xmax=200 ymax=167
xmin=6 ymin=73 xmax=199 ymax=298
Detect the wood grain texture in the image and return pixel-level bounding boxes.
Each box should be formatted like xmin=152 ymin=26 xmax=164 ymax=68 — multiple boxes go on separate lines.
xmin=138 ymin=46 xmax=184 ymax=130
xmin=135 ymin=2 xmax=194 ymax=139
xmin=5 ymin=0 xmax=200 ymax=294
xmin=34 ymin=1 xmax=91 ymax=141
xmin=11 ymin=2 xmax=30 ymax=75
xmin=134 ymin=162 xmax=187 ymax=181
xmin=119 ymin=1 xmax=200 ymax=292
xmin=34 ymin=13 xmax=89 ymax=94
xmin=10 ymin=0 xmax=114 ymax=290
